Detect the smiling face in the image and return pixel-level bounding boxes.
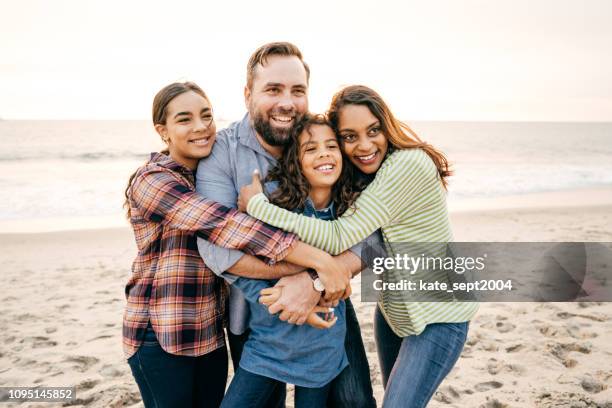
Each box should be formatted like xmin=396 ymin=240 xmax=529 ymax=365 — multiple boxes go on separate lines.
xmin=337 ymin=104 xmax=389 ymax=174
xmin=155 ymin=90 xmax=216 ymax=170
xmin=298 ymin=124 xmax=343 ymax=191
xmin=245 ymin=55 xmax=309 ymax=149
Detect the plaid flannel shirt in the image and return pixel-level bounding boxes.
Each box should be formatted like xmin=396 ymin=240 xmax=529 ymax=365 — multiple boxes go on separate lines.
xmin=123 ymin=152 xmax=296 ymax=358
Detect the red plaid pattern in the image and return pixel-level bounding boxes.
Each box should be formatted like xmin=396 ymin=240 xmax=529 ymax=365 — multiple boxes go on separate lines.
xmin=123 ymin=153 xmax=296 ymax=358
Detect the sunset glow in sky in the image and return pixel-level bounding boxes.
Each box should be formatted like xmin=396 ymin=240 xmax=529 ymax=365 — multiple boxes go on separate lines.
xmin=1 ymin=0 xmax=611 ymax=121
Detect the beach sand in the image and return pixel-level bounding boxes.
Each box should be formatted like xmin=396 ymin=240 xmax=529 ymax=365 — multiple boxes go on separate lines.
xmin=1 ymin=189 xmax=611 ymax=407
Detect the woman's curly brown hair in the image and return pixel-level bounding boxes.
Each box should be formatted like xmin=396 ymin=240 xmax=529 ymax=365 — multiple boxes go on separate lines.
xmin=266 ymin=114 xmax=360 ymax=217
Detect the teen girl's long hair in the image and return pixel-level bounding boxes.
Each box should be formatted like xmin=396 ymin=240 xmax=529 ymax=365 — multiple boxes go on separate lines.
xmin=123 ymin=82 xmax=209 ymax=219
xmin=266 ymin=114 xmax=360 ymax=217
xmin=327 ymin=85 xmax=452 ymax=189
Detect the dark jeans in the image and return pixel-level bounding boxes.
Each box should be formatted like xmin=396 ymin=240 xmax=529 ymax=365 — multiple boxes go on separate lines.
xmin=228 ymin=330 xmax=286 ymax=408
xmin=128 ymin=326 xmax=228 ymax=408
xmin=228 ymin=298 xmax=375 ymax=408
xmin=374 ymin=306 xmax=469 ymax=408
xmin=221 ymin=367 xmax=331 ymax=408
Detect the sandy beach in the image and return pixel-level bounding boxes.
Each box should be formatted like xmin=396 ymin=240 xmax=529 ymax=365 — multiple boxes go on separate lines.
xmin=1 ymin=188 xmax=611 ymax=407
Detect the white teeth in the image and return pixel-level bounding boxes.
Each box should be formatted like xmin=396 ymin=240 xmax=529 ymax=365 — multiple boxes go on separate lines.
xmin=272 ymin=116 xmax=293 ymax=123
xmin=357 ymin=152 xmax=376 ymax=161
xmin=315 ymin=165 xmax=334 ymax=171
xmin=191 ymin=138 xmax=209 ymax=145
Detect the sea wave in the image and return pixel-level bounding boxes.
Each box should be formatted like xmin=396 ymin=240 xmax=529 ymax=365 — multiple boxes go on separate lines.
xmin=0 ymin=151 xmax=150 ymax=162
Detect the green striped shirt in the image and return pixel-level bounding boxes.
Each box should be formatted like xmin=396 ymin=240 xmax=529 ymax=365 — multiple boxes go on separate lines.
xmin=247 ymin=148 xmax=478 ymax=337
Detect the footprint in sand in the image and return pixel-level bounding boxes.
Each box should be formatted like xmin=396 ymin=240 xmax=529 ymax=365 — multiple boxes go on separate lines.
xmin=61 ymin=395 xmax=95 ymax=406
xmin=76 ymin=379 xmax=100 ymax=392
xmin=557 ymin=311 xmax=609 ymax=322
xmin=495 ymin=321 xmax=515 ymax=333
xmin=486 ymin=358 xmax=526 ymax=376
xmin=481 ymin=397 xmax=509 ymax=408
xmin=15 ymin=313 xmax=39 ymax=321
xmin=538 ymin=324 xmax=565 ymax=338
xmin=466 ymin=336 xmax=479 ymax=346
xmin=480 ymin=320 xmax=516 ymax=334
xmin=88 ymin=334 xmax=113 ymax=341
xmin=21 ymin=336 xmax=58 ymax=348
xmin=100 ymin=364 xmax=125 ymax=378
xmin=581 ymin=376 xmax=607 ymax=394
xmin=535 ymin=391 xmax=602 ymax=408
xmin=547 ymin=342 xmax=592 ymax=368
xmin=505 ymin=344 xmax=525 ymax=353
xmin=480 ymin=341 xmax=499 ymax=352
xmin=85 ymin=386 xmax=141 ymax=407
xmin=433 ymin=385 xmax=461 ymax=404
xmin=107 ymin=389 xmax=142 ymax=407
xmin=537 ymin=323 xmax=597 ymax=339
xmin=63 ymin=356 xmax=100 ymax=372
xmin=474 ymin=381 xmax=504 ymax=392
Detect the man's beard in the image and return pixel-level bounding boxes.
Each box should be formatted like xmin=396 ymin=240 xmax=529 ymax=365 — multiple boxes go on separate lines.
xmin=252 ymin=110 xmax=302 ymax=147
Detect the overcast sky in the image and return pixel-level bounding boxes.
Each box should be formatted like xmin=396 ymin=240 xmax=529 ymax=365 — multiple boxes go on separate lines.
xmin=1 ymin=0 xmax=611 ymax=121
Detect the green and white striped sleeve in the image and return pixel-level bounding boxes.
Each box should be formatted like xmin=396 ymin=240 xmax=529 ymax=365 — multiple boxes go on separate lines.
xmin=247 ymin=149 xmax=437 ymax=254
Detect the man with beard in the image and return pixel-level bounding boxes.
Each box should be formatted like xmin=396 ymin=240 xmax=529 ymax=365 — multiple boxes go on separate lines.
xmin=196 ymin=42 xmax=376 ymax=408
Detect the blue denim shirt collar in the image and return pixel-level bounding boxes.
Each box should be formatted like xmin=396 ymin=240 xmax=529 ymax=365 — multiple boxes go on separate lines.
xmin=302 ymin=197 xmax=336 ymax=220
xmin=237 ymin=113 xmax=277 ymax=162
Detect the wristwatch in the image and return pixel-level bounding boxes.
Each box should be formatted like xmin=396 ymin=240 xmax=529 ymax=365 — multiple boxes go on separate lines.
xmin=307 ymin=268 xmax=325 ymax=292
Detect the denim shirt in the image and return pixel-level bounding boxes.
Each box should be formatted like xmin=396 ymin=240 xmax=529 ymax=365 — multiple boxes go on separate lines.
xmin=232 ymin=198 xmax=348 ymax=388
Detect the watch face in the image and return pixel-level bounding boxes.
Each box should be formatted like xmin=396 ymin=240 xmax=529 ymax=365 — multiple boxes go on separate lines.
xmin=314 ymin=278 xmax=325 ymax=292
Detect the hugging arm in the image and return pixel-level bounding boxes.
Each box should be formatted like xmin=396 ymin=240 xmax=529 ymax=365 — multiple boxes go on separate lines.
xmin=195 ymin=141 xmax=306 ymax=280
xmin=130 ymin=167 xmax=295 ymax=259
xmin=243 ymin=150 xmax=433 ymax=255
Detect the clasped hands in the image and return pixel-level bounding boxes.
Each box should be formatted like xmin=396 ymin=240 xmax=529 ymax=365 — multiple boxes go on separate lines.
xmin=258 ymin=271 xmax=351 ymax=329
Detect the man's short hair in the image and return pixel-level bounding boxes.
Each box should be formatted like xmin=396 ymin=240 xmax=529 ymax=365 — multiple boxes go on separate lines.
xmin=246 ymin=42 xmax=310 ymax=90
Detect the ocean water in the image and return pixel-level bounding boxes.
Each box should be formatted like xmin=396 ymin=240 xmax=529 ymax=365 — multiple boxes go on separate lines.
xmin=1 ymin=120 xmax=611 ymax=232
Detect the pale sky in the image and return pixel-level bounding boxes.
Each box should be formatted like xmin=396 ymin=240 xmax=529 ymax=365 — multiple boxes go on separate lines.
xmin=1 ymin=0 xmax=611 ymax=121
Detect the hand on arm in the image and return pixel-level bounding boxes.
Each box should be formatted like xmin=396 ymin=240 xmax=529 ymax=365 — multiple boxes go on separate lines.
xmin=267 ymin=271 xmax=321 ymax=325
xmin=258 ymin=249 xmax=360 ymax=323
xmin=259 ymin=287 xmax=337 ymax=329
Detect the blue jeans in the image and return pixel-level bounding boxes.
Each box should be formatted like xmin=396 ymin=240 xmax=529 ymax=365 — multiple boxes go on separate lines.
xmin=374 ymin=306 xmax=468 ymax=408
xmin=221 ymin=367 xmax=331 ymax=408
xmin=327 ymin=297 xmax=376 ymax=408
xmin=228 ymin=298 xmax=374 ymax=408
xmin=128 ymin=325 xmax=228 ymax=408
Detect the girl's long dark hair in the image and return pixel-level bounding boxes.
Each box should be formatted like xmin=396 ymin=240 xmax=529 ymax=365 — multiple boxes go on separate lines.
xmin=123 ymin=82 xmax=208 ymax=219
xmin=267 ymin=114 xmax=360 ymax=217
xmin=327 ymin=85 xmax=452 ymax=189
